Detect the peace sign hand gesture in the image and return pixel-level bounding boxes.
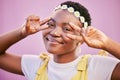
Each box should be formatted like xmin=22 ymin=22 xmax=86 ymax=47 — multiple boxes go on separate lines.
xmin=66 ymin=22 xmax=109 ymax=49
xmin=81 ymin=26 xmax=108 ymax=49
xmin=21 ymin=15 xmax=51 ymax=36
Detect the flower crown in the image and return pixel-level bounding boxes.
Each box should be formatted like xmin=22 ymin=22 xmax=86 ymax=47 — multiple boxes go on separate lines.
xmin=55 ymin=5 xmax=88 ymax=29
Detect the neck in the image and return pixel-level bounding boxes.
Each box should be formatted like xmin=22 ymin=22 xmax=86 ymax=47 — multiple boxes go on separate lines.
xmin=53 ymin=51 xmax=78 ymax=63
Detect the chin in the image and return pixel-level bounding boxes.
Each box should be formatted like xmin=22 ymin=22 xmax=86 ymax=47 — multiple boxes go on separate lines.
xmin=47 ymin=49 xmax=58 ymax=54
xmin=46 ymin=48 xmax=64 ymax=55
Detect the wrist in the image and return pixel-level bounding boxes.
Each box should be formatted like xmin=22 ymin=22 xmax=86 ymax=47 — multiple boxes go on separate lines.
xmin=102 ymin=38 xmax=113 ymax=51
xmin=19 ymin=26 xmax=28 ymax=38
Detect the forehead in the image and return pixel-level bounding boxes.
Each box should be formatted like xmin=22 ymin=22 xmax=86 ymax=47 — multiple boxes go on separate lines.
xmin=51 ymin=10 xmax=82 ymax=26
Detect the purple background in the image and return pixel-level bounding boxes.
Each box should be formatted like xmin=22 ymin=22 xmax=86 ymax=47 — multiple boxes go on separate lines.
xmin=0 ymin=0 xmax=120 ymax=80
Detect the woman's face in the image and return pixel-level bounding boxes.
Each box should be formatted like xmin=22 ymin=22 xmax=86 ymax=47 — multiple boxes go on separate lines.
xmin=42 ymin=9 xmax=83 ymax=55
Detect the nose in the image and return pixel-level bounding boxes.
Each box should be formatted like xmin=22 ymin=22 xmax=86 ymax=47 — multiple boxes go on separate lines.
xmin=50 ymin=27 xmax=62 ymax=37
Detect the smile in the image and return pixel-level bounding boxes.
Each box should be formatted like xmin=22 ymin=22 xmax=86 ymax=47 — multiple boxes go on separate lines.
xmin=45 ymin=36 xmax=64 ymax=44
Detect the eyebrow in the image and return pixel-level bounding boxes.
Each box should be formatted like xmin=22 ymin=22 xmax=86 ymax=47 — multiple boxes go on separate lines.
xmin=50 ymin=18 xmax=82 ymax=30
xmin=50 ymin=18 xmax=83 ymax=29
xmin=50 ymin=18 xmax=69 ymax=25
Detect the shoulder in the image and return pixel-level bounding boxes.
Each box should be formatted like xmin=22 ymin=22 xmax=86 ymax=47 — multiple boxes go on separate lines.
xmin=21 ymin=54 xmax=42 ymax=64
xmin=87 ymin=55 xmax=120 ymax=80
xmin=88 ymin=55 xmax=120 ymax=64
xmin=88 ymin=55 xmax=120 ymax=70
xmin=21 ymin=54 xmax=43 ymax=70
xmin=21 ymin=55 xmax=43 ymax=80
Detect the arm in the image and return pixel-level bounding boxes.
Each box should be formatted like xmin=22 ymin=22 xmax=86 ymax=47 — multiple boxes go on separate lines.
xmin=104 ymin=38 xmax=120 ymax=59
xmin=0 ymin=26 xmax=27 ymax=75
xmin=0 ymin=15 xmax=50 ymax=75
xmin=0 ymin=27 xmax=27 ymax=55
xmin=111 ymin=62 xmax=120 ymax=80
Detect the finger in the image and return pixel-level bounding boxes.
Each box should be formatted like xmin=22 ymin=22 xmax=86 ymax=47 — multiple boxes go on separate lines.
xmin=86 ymin=27 xmax=97 ymax=37
xmin=26 ymin=19 xmax=31 ymax=30
xmin=62 ymin=34 xmax=72 ymax=43
xmin=81 ymin=26 xmax=94 ymax=36
xmin=81 ymin=28 xmax=90 ymax=43
xmin=26 ymin=15 xmax=40 ymax=31
xmin=68 ymin=22 xmax=81 ymax=32
xmin=66 ymin=34 xmax=83 ymax=41
xmin=81 ymin=27 xmax=86 ymax=34
xmin=27 ymin=15 xmax=40 ymax=21
xmin=35 ymin=18 xmax=51 ymax=31
xmin=37 ymin=25 xmax=49 ymax=31
xmin=81 ymin=27 xmax=99 ymax=47
xmin=86 ymin=26 xmax=95 ymax=34
xmin=81 ymin=32 xmax=92 ymax=46
xmin=87 ymin=30 xmax=98 ymax=37
xmin=86 ymin=26 xmax=91 ymax=33
xmin=40 ymin=17 xmax=51 ymax=26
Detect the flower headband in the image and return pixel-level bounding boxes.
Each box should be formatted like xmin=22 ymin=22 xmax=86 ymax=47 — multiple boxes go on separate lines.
xmin=55 ymin=5 xmax=88 ymax=29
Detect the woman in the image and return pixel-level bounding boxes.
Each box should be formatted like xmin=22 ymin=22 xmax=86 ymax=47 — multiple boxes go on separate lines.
xmin=0 ymin=1 xmax=120 ymax=80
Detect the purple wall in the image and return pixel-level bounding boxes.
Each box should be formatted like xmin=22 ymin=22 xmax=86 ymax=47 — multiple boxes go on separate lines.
xmin=0 ymin=0 xmax=120 ymax=80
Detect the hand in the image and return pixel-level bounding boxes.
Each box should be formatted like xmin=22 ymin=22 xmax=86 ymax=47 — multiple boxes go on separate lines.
xmin=21 ymin=15 xmax=51 ymax=36
xmin=81 ymin=26 xmax=109 ymax=49
xmin=66 ymin=22 xmax=109 ymax=49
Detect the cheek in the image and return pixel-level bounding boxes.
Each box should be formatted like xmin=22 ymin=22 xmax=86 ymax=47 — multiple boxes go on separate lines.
xmin=62 ymin=32 xmax=82 ymax=46
xmin=74 ymin=31 xmax=83 ymax=43
xmin=62 ymin=33 xmax=78 ymax=45
xmin=62 ymin=33 xmax=71 ymax=43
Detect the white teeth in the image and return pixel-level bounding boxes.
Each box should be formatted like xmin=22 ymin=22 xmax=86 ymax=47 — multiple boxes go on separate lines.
xmin=46 ymin=36 xmax=64 ymax=44
xmin=46 ymin=37 xmax=53 ymax=42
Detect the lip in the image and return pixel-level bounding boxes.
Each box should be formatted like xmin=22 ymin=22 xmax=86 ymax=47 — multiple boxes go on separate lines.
xmin=45 ymin=36 xmax=64 ymax=44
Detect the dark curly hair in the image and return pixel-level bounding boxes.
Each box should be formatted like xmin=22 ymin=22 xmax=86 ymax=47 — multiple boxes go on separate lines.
xmin=60 ymin=1 xmax=91 ymax=26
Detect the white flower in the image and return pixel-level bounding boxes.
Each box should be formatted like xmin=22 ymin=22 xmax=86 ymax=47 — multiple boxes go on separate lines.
xmin=80 ymin=16 xmax=85 ymax=23
xmin=61 ymin=5 xmax=67 ymax=9
xmin=84 ymin=22 xmax=88 ymax=29
xmin=54 ymin=5 xmax=88 ymax=29
xmin=68 ymin=7 xmax=74 ymax=12
xmin=74 ymin=11 xmax=80 ymax=18
xmin=55 ymin=5 xmax=61 ymax=10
